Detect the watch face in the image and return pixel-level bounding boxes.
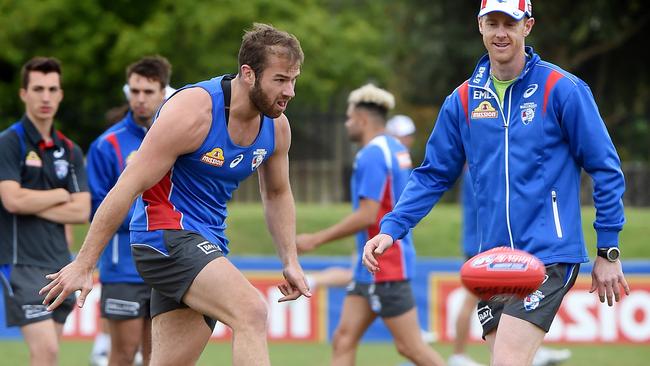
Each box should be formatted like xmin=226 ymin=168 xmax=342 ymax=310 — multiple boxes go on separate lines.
xmin=607 ymin=248 xmax=620 ymax=261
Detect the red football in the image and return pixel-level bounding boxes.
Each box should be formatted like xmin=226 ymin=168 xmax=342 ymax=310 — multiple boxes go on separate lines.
xmin=460 ymin=246 xmax=546 ymax=301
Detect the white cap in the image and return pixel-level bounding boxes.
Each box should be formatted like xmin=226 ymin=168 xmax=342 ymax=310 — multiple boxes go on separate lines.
xmin=386 ymin=115 xmax=416 ymax=137
xmin=478 ymin=0 xmax=532 ymax=20
xmin=122 ymin=84 xmax=176 ymax=100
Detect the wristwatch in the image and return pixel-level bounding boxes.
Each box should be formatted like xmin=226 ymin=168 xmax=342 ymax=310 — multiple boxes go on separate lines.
xmin=597 ymin=247 xmax=620 ymax=262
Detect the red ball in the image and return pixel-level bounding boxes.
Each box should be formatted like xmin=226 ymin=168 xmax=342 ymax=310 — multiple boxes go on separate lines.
xmin=460 ymin=246 xmax=546 ymax=301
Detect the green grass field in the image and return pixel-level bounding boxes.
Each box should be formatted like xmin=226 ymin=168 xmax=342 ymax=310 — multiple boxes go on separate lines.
xmin=1 ymin=340 xmax=649 ymax=365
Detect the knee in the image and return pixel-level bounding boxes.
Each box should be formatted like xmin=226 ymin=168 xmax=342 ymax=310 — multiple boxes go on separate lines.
xmin=111 ymin=343 xmax=139 ymax=364
xmin=332 ymin=327 xmax=357 ymax=353
xmin=394 ymin=340 xmax=417 ymax=359
xmin=234 ymin=295 xmax=268 ymax=332
xmin=29 ymin=342 xmax=58 ymax=364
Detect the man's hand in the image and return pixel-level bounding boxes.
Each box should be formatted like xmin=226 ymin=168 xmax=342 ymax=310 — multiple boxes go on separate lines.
xmin=590 ymin=256 xmax=630 ymax=306
xmin=296 ymin=233 xmax=320 ymax=253
xmin=39 ymin=260 xmax=94 ymax=311
xmin=277 ymin=263 xmax=312 ymax=302
xmin=362 ymin=233 xmax=395 ymax=274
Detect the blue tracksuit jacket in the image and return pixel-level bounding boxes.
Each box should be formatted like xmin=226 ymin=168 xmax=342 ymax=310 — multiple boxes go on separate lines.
xmin=381 ymin=47 xmax=625 ymax=265
xmin=87 ymin=112 xmax=147 ymax=283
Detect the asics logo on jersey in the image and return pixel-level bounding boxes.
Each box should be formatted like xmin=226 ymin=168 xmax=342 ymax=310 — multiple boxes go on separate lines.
xmin=229 ymin=154 xmax=244 ymax=168
xmin=523 ymin=84 xmax=538 ymax=98
xmin=200 ymin=147 xmax=225 ymax=167
xmin=53 ymin=146 xmax=65 ymax=158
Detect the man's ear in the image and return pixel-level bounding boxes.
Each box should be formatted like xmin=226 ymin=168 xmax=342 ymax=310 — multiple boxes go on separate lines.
xmin=524 ymin=17 xmax=535 ymax=37
xmin=240 ymin=64 xmax=255 ymax=85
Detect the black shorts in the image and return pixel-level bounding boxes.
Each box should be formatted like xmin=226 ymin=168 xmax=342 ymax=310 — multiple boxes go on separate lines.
xmin=0 ymin=264 xmax=75 ymax=327
xmin=478 ymin=263 xmax=579 ymax=338
xmin=100 ymin=282 xmax=151 ymax=320
xmin=347 ymin=280 xmax=415 ymax=318
xmin=131 ymin=230 xmax=223 ymax=329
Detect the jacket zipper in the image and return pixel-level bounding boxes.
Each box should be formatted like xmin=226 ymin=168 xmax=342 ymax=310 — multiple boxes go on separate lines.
xmin=475 ymin=83 xmax=515 ymax=249
xmin=551 ymin=190 xmax=563 ymax=238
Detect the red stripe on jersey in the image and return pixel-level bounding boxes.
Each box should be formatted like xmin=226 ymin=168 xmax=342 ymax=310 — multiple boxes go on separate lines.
xmin=143 ymin=171 xmax=182 ymax=230
xmin=458 ymin=81 xmax=470 ymax=125
xmin=543 ymin=70 xmax=564 ymax=115
xmin=370 ymin=177 xmax=406 ymax=282
xmin=105 ymin=133 xmax=124 ymax=170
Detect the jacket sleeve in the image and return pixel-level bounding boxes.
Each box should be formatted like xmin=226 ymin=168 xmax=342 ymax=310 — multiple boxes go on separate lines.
xmin=559 ymin=81 xmax=625 ymax=247
xmin=86 ymin=139 xmax=133 ymax=232
xmin=380 ymin=93 xmax=467 ymax=240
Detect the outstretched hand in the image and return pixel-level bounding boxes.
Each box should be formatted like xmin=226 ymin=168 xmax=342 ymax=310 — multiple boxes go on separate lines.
xmin=590 ymin=256 xmax=630 ymax=306
xmin=277 ymin=263 xmax=312 ymax=302
xmin=295 ymin=233 xmax=320 ymax=253
xmin=362 ymin=233 xmax=395 ymax=274
xmin=39 ymin=260 xmax=94 ymax=311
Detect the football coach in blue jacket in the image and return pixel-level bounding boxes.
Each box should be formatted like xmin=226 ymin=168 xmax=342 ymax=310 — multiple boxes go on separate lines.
xmin=363 ymin=1 xmax=629 ymax=365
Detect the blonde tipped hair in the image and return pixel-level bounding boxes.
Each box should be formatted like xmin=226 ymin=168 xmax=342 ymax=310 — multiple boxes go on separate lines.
xmin=348 ymin=83 xmax=395 ymax=110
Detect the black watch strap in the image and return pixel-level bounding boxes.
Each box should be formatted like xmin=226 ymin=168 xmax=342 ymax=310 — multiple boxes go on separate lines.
xmin=597 ymin=247 xmax=620 ymax=262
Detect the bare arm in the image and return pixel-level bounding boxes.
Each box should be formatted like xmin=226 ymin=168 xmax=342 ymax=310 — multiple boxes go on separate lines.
xmin=36 ymin=192 xmax=91 ymax=224
xmin=296 ymin=199 xmax=379 ymax=253
xmin=258 ymin=115 xmax=310 ymax=301
xmin=40 ymin=88 xmax=213 ymax=309
xmin=0 ymin=180 xmax=69 ymax=214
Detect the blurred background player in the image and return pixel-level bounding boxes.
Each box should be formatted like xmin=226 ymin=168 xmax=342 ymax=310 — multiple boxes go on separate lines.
xmin=385 ymin=114 xmax=416 ymax=150
xmin=87 ymin=55 xmax=172 ymax=366
xmin=298 ymin=112 xmax=437 ymax=344
xmin=0 ymin=57 xmax=90 ymax=366
xmin=297 ymin=84 xmax=444 ymax=366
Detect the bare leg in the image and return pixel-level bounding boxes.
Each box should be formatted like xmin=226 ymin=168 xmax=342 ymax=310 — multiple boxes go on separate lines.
xmin=331 ymin=295 xmax=377 ymax=366
xmin=141 ymin=317 xmax=152 ymax=366
xmin=487 ymin=314 xmax=545 ymax=366
xmin=383 ymin=308 xmax=445 ymax=366
xmin=21 ymin=320 xmax=60 ymax=366
xmin=108 ymin=318 xmax=145 ymax=366
xmin=453 ymin=290 xmax=478 ymax=354
xmin=182 ymin=257 xmax=271 ymax=366
xmin=149 ymin=308 xmax=212 ymax=366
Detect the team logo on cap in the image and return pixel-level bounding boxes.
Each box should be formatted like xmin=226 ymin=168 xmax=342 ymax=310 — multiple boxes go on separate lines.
xmin=471 ymin=101 xmax=498 ymax=119
xmin=200 ymin=147 xmax=225 ymax=167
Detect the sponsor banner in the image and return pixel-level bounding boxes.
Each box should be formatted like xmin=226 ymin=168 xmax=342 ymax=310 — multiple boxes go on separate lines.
xmin=60 ymin=272 xmax=326 ymax=341
xmin=430 ymin=274 xmax=650 ymax=344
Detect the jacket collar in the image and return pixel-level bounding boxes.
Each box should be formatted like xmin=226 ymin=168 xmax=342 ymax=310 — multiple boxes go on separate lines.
xmin=124 ymin=111 xmax=148 ymax=138
xmin=20 ymin=115 xmax=65 ymax=150
xmin=468 ymin=46 xmax=540 ymax=88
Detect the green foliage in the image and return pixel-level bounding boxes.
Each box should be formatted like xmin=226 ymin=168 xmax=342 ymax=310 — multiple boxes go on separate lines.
xmin=0 ymin=0 xmax=391 ymax=149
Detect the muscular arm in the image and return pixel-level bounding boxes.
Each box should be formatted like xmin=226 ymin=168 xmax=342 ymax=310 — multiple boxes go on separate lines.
xmin=41 ymin=87 xmax=213 ymax=309
xmin=0 ymin=180 xmax=69 ymax=214
xmin=36 ymin=192 xmax=91 ymax=224
xmin=258 ymin=115 xmax=310 ymax=301
xmin=258 ymin=115 xmax=299 ymax=267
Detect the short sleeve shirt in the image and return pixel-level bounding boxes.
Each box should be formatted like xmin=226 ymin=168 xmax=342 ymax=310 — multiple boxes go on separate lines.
xmin=0 ymin=116 xmax=89 ymax=270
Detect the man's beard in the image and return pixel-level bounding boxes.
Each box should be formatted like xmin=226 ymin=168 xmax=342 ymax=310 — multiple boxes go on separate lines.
xmin=250 ymin=80 xmax=282 ymax=118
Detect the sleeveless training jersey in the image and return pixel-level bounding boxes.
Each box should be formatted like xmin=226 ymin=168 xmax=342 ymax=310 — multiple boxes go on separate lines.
xmin=351 ymin=135 xmax=415 ymax=284
xmin=130 ymin=75 xmax=275 ymax=255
